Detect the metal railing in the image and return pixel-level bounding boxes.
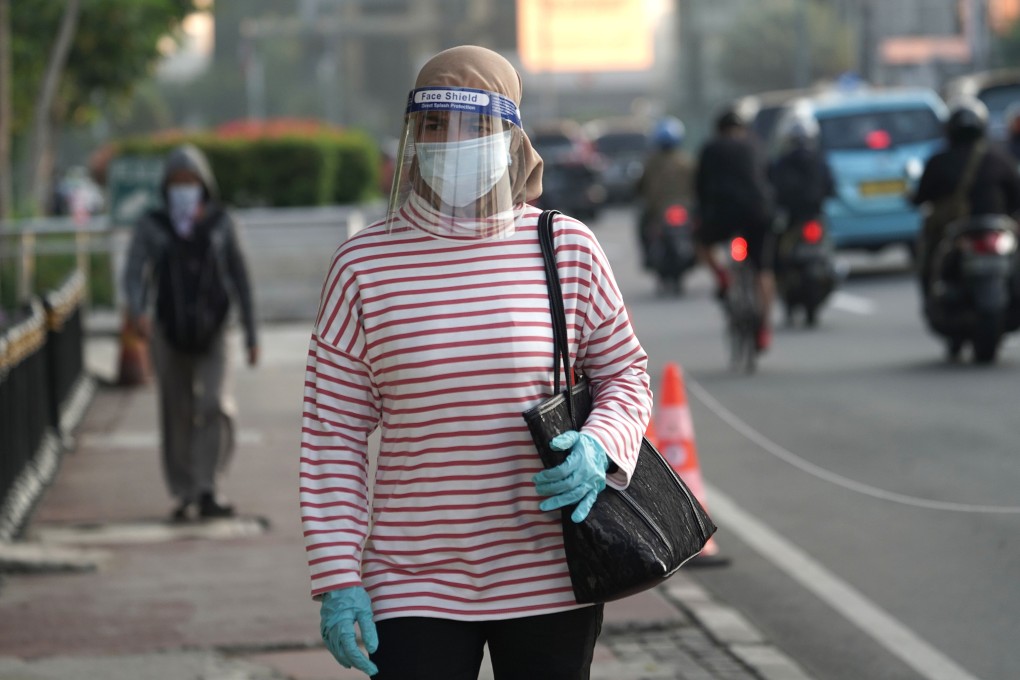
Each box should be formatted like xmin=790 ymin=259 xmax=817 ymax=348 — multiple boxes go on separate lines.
xmin=1 ymin=203 xmax=383 ymax=321
xmin=0 ymin=270 xmax=89 ymax=539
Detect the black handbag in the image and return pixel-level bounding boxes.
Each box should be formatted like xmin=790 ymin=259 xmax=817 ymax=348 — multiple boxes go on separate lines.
xmin=522 ymin=209 xmax=718 ymax=604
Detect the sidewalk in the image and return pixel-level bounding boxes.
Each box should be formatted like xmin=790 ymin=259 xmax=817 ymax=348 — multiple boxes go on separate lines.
xmin=0 ymin=319 xmax=813 ymax=680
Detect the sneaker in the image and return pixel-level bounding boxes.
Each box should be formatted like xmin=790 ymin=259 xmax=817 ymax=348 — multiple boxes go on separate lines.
xmin=170 ymin=501 xmax=192 ymax=523
xmin=199 ymin=493 xmax=235 ymax=519
xmin=756 ymin=325 xmax=772 ymax=353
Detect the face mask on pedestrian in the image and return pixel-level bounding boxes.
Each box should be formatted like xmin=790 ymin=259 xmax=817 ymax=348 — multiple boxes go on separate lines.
xmin=167 ymin=183 xmax=203 ymax=238
xmin=415 ymin=131 xmax=513 ymax=208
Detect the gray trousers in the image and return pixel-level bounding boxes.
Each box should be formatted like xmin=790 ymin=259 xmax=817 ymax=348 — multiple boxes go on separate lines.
xmin=150 ymin=329 xmax=236 ymax=504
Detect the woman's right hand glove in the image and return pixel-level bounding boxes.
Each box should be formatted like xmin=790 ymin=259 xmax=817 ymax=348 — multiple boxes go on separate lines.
xmin=319 ymin=586 xmax=379 ymax=677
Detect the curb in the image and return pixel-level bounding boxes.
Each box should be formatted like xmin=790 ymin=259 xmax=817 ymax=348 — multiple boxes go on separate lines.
xmin=662 ymin=578 xmax=815 ymax=680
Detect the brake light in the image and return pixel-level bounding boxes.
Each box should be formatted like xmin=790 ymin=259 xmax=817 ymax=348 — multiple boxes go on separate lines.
xmin=962 ymin=231 xmax=1018 ymax=255
xmin=865 ymin=129 xmax=891 ymax=150
xmin=801 ymin=220 xmax=824 ymax=244
xmin=664 ymin=205 xmax=688 ymax=227
xmin=730 ymin=237 xmax=748 ymax=262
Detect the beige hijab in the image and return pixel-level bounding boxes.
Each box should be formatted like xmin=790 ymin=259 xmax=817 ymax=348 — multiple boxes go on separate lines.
xmin=414 ymin=45 xmax=543 ymax=203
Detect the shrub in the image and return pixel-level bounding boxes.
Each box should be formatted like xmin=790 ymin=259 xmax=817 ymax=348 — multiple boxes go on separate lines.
xmin=113 ymin=123 xmax=381 ymax=208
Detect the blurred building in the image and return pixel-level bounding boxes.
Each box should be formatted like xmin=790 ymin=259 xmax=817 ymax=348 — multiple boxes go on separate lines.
xmin=210 ymin=0 xmax=518 ymax=137
xmin=831 ymin=0 xmax=1020 ymax=88
xmin=206 ymin=0 xmax=672 ymax=135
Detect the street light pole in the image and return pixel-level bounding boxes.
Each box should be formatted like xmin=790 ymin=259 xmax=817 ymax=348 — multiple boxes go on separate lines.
xmin=794 ymin=0 xmax=811 ymax=88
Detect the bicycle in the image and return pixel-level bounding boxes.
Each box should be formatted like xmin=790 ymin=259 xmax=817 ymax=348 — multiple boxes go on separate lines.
xmin=723 ymin=235 xmax=762 ymax=374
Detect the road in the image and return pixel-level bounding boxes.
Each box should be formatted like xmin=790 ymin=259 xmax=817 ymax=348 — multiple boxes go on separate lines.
xmin=589 ymin=205 xmax=1020 ymax=680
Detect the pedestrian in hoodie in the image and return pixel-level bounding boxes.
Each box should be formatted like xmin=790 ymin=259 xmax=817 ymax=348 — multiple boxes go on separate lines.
xmin=123 ymin=144 xmax=259 ymax=521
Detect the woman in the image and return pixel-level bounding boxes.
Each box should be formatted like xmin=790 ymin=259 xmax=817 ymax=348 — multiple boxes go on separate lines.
xmin=300 ymin=45 xmax=651 ymax=679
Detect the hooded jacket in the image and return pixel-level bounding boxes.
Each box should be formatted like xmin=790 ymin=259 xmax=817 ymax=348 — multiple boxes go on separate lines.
xmin=122 ymin=145 xmax=258 ymax=350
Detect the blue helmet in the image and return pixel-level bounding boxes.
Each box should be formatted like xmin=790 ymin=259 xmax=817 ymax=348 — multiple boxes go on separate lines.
xmin=652 ymin=117 xmax=686 ymax=149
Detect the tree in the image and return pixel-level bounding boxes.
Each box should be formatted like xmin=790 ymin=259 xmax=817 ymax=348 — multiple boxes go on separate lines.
xmin=717 ymin=0 xmax=855 ymax=94
xmin=28 ymin=0 xmax=81 ymax=216
xmin=10 ymin=0 xmax=194 ymax=214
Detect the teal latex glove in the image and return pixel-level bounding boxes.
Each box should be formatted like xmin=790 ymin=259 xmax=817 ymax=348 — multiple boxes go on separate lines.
xmin=533 ymin=430 xmax=609 ymax=523
xmin=319 ymin=586 xmax=379 ymax=677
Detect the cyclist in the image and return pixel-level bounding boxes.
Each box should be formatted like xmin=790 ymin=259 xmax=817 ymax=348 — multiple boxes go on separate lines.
xmin=911 ymin=98 xmax=1020 ymax=296
xmin=635 ymin=116 xmax=695 ymax=269
xmin=695 ymin=106 xmax=776 ymax=350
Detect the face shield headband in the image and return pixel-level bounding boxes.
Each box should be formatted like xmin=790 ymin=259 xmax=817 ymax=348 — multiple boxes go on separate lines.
xmin=387 ymin=86 xmax=528 ymax=240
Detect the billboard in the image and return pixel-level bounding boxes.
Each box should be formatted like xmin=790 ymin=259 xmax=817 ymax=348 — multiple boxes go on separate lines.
xmin=516 ymin=0 xmax=655 ymax=73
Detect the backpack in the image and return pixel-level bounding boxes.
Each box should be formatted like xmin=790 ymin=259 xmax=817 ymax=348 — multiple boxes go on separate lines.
xmin=922 ymin=142 xmax=986 ymax=249
xmin=154 ymin=212 xmax=231 ymax=354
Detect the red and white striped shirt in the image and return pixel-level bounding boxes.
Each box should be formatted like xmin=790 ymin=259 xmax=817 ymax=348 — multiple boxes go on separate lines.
xmin=300 ymin=201 xmax=652 ymax=621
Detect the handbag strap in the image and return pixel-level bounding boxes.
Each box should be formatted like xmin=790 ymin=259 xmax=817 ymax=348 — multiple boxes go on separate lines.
xmin=954 ymin=140 xmax=986 ymax=205
xmin=537 ymin=210 xmax=573 ymax=404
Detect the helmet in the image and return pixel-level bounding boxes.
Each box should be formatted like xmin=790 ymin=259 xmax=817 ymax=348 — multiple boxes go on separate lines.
xmin=652 ymin=117 xmax=685 ymax=149
xmin=945 ymin=97 xmax=989 ymax=144
xmin=715 ymin=105 xmax=748 ymax=133
xmin=778 ymin=116 xmax=819 ymax=150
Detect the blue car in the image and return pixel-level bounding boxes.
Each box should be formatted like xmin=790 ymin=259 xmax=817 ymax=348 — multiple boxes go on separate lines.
xmin=774 ymin=88 xmax=948 ymax=252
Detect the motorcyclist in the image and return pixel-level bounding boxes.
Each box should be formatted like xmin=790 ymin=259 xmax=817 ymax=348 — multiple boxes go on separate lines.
xmin=911 ymin=98 xmax=1020 ymax=296
xmin=695 ymin=106 xmax=776 ymax=350
xmin=768 ymin=117 xmax=834 ymax=232
xmin=635 ymin=116 xmax=695 ymax=269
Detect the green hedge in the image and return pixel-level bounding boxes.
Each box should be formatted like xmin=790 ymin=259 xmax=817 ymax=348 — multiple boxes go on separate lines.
xmin=1 ymin=246 xmax=113 ymax=311
xmin=115 ymin=131 xmax=381 ymax=208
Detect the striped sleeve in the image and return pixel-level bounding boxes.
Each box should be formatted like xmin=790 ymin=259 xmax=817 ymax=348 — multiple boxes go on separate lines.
xmin=300 ymin=249 xmax=381 ymax=597
xmin=563 ymin=217 xmax=652 ymax=488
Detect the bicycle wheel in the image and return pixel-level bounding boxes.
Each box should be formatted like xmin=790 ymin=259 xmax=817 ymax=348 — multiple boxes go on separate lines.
xmin=726 ymin=266 xmax=758 ymax=374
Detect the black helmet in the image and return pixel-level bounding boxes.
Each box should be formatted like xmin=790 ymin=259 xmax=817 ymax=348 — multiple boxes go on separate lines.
xmin=715 ymin=105 xmax=748 ymax=133
xmin=946 ymin=97 xmax=989 ymax=144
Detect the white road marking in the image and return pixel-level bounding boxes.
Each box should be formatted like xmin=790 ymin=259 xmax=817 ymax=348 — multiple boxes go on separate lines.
xmin=704 ymin=483 xmax=981 ymax=680
xmin=830 ymin=291 xmax=876 ymax=315
xmin=688 ymin=379 xmax=1020 ymax=514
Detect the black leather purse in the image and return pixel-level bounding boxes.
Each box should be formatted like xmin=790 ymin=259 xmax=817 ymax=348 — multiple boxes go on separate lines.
xmin=522 ymin=210 xmax=718 ymax=604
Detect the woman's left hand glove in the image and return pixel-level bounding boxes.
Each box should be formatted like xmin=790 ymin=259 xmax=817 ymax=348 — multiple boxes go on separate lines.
xmin=319 ymin=586 xmax=379 ymax=676
xmin=533 ymin=430 xmax=609 ymax=523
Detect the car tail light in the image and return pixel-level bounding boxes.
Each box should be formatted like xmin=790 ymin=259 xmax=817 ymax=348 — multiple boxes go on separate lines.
xmin=730 ymin=237 xmax=748 ymax=262
xmin=865 ymin=129 xmax=891 ymax=150
xmin=664 ymin=205 xmax=688 ymax=227
xmin=962 ymin=231 xmax=1019 ymax=255
xmin=801 ymin=220 xmax=824 ymax=244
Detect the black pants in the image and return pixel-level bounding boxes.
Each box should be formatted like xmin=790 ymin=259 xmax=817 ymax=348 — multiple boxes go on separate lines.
xmin=371 ymin=604 xmax=604 ymax=680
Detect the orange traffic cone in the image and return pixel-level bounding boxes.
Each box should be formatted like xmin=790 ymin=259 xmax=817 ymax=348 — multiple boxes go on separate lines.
xmin=644 ymin=414 xmax=661 ymax=450
xmin=656 ymin=361 xmax=725 ymax=564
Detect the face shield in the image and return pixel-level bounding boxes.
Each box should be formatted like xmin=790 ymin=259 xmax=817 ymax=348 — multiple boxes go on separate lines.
xmin=387 ymin=86 xmax=529 ymax=239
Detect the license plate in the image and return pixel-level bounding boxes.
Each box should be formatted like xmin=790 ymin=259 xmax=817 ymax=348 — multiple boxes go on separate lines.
xmin=963 ymin=255 xmax=1009 ymax=276
xmin=791 ymin=244 xmax=825 ymax=260
xmin=858 ymin=179 xmax=907 ymax=197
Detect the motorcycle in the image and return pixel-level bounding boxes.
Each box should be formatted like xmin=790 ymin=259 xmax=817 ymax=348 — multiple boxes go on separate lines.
xmin=924 ymin=214 xmax=1020 ymax=364
xmin=644 ymin=203 xmax=697 ymax=295
xmin=774 ymin=217 xmax=837 ymax=326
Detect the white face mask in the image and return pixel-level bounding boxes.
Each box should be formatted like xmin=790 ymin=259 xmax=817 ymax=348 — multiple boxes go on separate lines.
xmin=415 ymin=131 xmax=512 ymax=208
xmin=167 ymin=183 xmax=203 ymax=238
